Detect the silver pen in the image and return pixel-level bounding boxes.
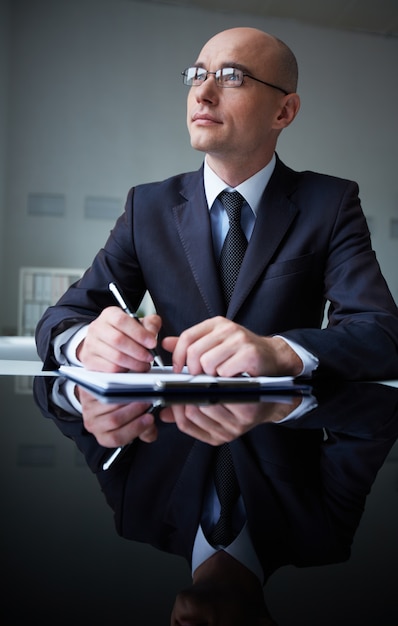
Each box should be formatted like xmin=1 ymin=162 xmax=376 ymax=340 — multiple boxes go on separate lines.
xmin=108 ymin=281 xmax=164 ymax=368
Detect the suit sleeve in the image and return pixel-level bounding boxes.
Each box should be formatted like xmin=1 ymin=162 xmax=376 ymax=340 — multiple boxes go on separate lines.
xmin=282 ymin=180 xmax=398 ymax=379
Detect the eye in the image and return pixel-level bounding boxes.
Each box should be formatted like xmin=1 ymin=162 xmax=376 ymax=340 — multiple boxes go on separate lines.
xmin=220 ymin=68 xmax=242 ymax=85
xmin=194 ymin=67 xmax=207 ymax=81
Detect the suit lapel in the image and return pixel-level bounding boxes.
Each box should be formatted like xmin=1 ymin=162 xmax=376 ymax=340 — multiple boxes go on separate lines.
xmin=164 ymin=440 xmax=214 ymax=555
xmin=173 ymin=170 xmax=225 ymax=316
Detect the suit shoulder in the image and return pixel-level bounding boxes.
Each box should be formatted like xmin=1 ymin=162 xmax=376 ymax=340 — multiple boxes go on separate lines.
xmin=129 ymin=169 xmax=201 ymax=199
xmin=301 ymin=170 xmax=358 ymax=191
xmin=276 ymin=158 xmax=358 ymax=192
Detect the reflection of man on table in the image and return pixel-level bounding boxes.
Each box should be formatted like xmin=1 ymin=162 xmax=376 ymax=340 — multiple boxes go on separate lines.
xmin=34 ymin=376 xmax=398 ymax=626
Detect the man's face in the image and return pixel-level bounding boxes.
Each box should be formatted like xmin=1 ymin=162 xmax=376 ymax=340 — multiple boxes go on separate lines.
xmin=186 ymin=29 xmax=287 ymax=168
xmin=170 ymin=550 xmax=275 ymax=626
xmin=170 ymin=582 xmax=274 ymax=626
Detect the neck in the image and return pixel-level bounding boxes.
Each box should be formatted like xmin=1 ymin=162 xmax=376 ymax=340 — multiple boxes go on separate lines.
xmin=206 ymin=150 xmax=275 ymax=187
xmin=193 ymin=551 xmax=261 ymax=591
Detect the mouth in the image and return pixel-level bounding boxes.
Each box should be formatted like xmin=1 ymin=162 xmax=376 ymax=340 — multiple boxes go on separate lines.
xmin=191 ymin=112 xmax=222 ymax=125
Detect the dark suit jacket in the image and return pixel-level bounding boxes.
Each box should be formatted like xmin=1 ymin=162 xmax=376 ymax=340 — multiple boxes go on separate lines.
xmin=35 ymin=156 xmax=398 ymax=378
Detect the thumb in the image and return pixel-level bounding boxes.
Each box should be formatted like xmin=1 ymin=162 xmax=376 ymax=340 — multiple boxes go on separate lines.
xmin=141 ymin=313 xmax=162 ymax=336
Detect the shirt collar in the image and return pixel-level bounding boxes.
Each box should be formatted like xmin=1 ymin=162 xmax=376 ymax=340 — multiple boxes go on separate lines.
xmin=204 ymin=154 xmax=276 ymax=217
xmin=192 ymin=522 xmax=265 ymax=584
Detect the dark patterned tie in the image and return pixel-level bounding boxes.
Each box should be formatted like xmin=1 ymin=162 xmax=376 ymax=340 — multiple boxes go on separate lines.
xmin=209 ymin=443 xmax=240 ymax=547
xmin=218 ymin=191 xmax=247 ymax=305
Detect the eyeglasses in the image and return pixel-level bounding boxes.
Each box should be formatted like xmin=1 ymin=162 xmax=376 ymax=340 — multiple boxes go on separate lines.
xmin=181 ymin=66 xmax=289 ymax=95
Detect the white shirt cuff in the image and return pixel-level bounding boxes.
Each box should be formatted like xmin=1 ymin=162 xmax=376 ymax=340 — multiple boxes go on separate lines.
xmin=276 ymin=394 xmax=318 ymax=422
xmin=51 ymin=376 xmax=82 ymax=415
xmin=274 ymin=335 xmax=319 ymax=377
xmin=53 ymin=323 xmax=89 ymax=366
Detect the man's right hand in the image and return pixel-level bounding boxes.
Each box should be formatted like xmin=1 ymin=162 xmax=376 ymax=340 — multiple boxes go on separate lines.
xmin=77 ymin=306 xmax=162 ymax=372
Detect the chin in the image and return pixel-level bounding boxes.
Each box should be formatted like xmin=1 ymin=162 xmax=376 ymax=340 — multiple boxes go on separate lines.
xmin=190 ymin=130 xmax=220 ymax=152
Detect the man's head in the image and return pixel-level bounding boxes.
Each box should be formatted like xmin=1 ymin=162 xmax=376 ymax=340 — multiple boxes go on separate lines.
xmin=184 ymin=27 xmax=300 ymax=185
xmin=170 ymin=551 xmax=278 ymax=626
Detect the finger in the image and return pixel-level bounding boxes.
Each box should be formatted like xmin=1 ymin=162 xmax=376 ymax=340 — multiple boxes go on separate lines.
xmin=171 ymin=318 xmax=224 ymax=373
xmin=140 ymin=313 xmax=162 ymax=338
xmin=82 ymin=313 xmax=158 ymax=372
xmin=158 ymin=406 xmax=177 ymax=423
xmin=138 ymin=420 xmax=158 ymax=443
xmin=118 ymin=411 xmax=157 ymax=445
xmin=197 ymin=327 xmax=258 ymax=376
xmin=96 ymin=412 xmax=156 ymax=448
xmin=107 ymin=313 xmax=158 ymax=360
xmin=185 ymin=404 xmax=240 ymax=439
xmin=82 ymin=400 xmax=153 ymax=440
xmin=161 ymin=336 xmax=178 ymax=356
xmin=171 ymin=405 xmax=233 ymax=445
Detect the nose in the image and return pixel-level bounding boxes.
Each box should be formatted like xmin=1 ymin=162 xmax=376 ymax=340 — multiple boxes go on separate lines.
xmin=194 ymin=73 xmax=219 ymax=104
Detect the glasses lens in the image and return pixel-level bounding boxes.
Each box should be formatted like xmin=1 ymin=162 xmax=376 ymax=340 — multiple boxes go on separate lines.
xmin=217 ymin=67 xmax=243 ymax=87
xmin=182 ymin=67 xmax=244 ymax=87
xmin=183 ymin=67 xmax=206 ymax=86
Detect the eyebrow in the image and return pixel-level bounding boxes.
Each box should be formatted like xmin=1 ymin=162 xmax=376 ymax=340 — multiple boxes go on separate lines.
xmin=192 ymin=61 xmax=252 ymax=73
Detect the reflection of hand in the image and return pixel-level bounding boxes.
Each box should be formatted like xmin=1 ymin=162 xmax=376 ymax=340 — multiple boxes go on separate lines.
xmin=78 ymin=387 xmax=158 ymax=447
xmin=160 ymin=396 xmax=301 ymax=445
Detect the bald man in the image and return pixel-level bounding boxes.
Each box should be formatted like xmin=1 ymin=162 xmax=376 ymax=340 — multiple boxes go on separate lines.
xmin=36 ymin=28 xmax=398 ymax=397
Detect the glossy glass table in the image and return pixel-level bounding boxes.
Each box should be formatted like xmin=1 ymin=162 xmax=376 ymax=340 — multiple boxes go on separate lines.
xmin=1 ymin=361 xmax=398 ymax=625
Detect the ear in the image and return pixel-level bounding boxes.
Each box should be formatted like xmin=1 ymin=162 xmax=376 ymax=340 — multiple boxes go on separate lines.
xmin=273 ymin=93 xmax=300 ymax=130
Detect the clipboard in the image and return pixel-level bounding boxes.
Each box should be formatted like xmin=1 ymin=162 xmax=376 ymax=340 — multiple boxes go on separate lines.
xmin=58 ymin=365 xmax=313 ymax=396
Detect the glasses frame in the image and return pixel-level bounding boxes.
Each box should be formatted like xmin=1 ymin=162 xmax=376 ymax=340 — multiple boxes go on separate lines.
xmin=181 ymin=66 xmax=289 ymax=96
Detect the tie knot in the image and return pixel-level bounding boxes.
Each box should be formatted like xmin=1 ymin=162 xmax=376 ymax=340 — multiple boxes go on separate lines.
xmin=219 ymin=191 xmax=244 ymax=224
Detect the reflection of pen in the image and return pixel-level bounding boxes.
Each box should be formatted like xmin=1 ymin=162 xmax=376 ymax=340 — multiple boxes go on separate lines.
xmin=102 ymin=444 xmax=127 ymax=470
xmin=109 ymin=281 xmax=164 ymax=368
xmin=102 ymin=400 xmax=163 ymax=471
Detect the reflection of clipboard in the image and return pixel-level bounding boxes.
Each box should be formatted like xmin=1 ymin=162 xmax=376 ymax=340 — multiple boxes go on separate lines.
xmin=58 ymin=365 xmax=313 ymax=396
xmin=61 ymin=386 xmax=305 ymax=406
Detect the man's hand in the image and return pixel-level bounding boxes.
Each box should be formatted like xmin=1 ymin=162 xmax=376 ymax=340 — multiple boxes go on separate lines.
xmin=162 ymin=316 xmax=302 ymax=377
xmin=77 ymin=306 xmax=162 ymax=372
xmin=160 ymin=397 xmax=301 ymax=445
xmin=78 ymin=387 xmax=158 ymax=446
